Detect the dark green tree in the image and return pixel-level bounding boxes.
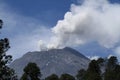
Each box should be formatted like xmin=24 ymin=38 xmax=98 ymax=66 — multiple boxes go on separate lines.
xmin=0 ymin=19 xmax=3 ymax=28
xmin=107 ymin=56 xmax=118 ymax=70
xmin=104 ymin=70 xmax=115 ymax=80
xmin=76 ymin=69 xmax=86 ymax=80
xmin=20 ymin=73 xmax=28 ymax=80
xmin=84 ymin=60 xmax=102 ymax=80
xmin=60 ymin=73 xmax=75 ymax=80
xmin=45 ymin=74 xmax=59 ymax=80
xmin=113 ymin=65 xmax=120 ymax=80
xmin=104 ymin=56 xmax=119 ymax=80
xmin=21 ymin=62 xmax=41 ymax=80
xmin=0 ymin=19 xmax=17 ymax=80
xmin=97 ymin=58 xmax=104 ymax=65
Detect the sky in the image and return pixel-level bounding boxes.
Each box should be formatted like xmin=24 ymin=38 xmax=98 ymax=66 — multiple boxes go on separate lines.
xmin=0 ymin=0 xmax=120 ymax=60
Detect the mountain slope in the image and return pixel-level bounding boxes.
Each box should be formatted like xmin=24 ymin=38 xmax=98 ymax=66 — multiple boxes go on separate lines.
xmin=10 ymin=47 xmax=90 ymax=78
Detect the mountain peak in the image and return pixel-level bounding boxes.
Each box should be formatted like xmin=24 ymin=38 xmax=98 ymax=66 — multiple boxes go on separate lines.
xmin=10 ymin=47 xmax=90 ymax=79
xmin=63 ymin=47 xmax=73 ymax=50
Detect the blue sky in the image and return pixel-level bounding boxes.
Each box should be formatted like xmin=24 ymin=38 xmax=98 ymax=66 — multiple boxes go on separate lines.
xmin=0 ymin=0 xmax=78 ymax=59
xmin=0 ymin=0 xmax=120 ymax=60
xmin=3 ymin=0 xmax=76 ymax=26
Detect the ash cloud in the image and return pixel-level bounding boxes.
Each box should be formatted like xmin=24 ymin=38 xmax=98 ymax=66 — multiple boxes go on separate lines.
xmin=39 ymin=0 xmax=120 ymax=50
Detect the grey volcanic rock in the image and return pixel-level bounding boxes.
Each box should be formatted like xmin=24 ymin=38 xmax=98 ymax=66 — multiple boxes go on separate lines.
xmin=10 ymin=47 xmax=90 ymax=79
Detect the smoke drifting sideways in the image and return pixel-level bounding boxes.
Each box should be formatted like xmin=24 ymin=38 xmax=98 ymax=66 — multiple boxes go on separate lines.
xmin=39 ymin=0 xmax=120 ymax=54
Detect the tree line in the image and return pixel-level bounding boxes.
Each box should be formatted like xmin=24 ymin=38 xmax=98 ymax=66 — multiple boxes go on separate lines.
xmin=0 ymin=19 xmax=120 ymax=80
xmin=20 ymin=56 xmax=120 ymax=80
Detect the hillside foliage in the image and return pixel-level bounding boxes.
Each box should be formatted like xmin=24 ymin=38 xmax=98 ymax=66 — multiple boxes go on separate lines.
xmin=20 ymin=56 xmax=120 ymax=80
xmin=0 ymin=19 xmax=17 ymax=80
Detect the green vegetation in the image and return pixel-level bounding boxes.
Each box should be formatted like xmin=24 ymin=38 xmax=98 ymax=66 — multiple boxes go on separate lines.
xmin=45 ymin=74 xmax=59 ymax=80
xmin=104 ymin=56 xmax=120 ymax=80
xmin=83 ymin=60 xmax=102 ymax=80
xmin=76 ymin=56 xmax=120 ymax=80
xmin=0 ymin=19 xmax=17 ymax=80
xmin=76 ymin=69 xmax=86 ymax=80
xmin=60 ymin=73 xmax=75 ymax=80
xmin=21 ymin=62 xmax=41 ymax=80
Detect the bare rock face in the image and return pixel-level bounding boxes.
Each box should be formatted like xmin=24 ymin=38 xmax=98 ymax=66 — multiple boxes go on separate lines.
xmin=10 ymin=47 xmax=90 ymax=79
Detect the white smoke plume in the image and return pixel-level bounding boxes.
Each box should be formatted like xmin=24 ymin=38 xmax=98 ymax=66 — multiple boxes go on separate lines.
xmin=38 ymin=40 xmax=48 ymax=51
xmin=39 ymin=0 xmax=120 ymax=50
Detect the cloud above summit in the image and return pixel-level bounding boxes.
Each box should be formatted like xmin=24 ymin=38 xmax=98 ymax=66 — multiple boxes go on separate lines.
xmin=40 ymin=0 xmax=120 ymax=51
xmin=1 ymin=0 xmax=120 ymax=59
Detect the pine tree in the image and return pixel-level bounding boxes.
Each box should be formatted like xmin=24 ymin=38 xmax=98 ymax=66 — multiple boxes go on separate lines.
xmin=107 ymin=56 xmax=118 ymax=70
xmin=60 ymin=73 xmax=75 ymax=80
xmin=104 ymin=56 xmax=119 ymax=80
xmin=114 ymin=65 xmax=120 ymax=80
xmin=0 ymin=19 xmax=17 ymax=80
xmin=45 ymin=74 xmax=59 ymax=80
xmin=76 ymin=69 xmax=86 ymax=80
xmin=97 ymin=58 xmax=104 ymax=66
xmin=21 ymin=62 xmax=41 ymax=80
xmin=84 ymin=60 xmax=102 ymax=80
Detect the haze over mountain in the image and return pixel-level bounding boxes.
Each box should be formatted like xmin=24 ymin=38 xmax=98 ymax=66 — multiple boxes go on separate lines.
xmin=10 ymin=47 xmax=90 ymax=78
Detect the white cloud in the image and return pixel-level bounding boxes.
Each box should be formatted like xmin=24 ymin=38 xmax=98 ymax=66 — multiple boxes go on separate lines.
xmin=42 ymin=0 xmax=120 ymax=50
xmin=88 ymin=56 xmax=99 ymax=60
xmin=107 ymin=54 xmax=114 ymax=59
xmin=8 ymin=27 xmax=51 ymax=59
xmin=0 ymin=2 xmax=52 ymax=59
xmin=38 ymin=40 xmax=47 ymax=51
